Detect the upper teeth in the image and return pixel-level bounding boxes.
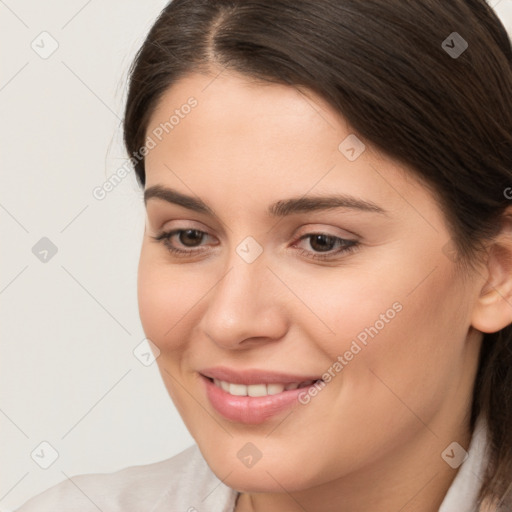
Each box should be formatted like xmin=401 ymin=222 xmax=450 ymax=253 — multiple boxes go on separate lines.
xmin=213 ymin=379 xmax=315 ymax=397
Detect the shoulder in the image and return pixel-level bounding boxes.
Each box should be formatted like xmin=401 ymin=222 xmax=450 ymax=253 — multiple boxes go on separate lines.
xmin=15 ymin=444 xmax=238 ymax=512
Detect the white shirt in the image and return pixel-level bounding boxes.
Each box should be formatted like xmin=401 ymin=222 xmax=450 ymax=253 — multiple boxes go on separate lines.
xmin=16 ymin=417 xmax=488 ymax=512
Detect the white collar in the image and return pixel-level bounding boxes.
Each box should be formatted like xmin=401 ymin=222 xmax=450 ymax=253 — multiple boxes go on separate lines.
xmin=438 ymin=414 xmax=489 ymax=512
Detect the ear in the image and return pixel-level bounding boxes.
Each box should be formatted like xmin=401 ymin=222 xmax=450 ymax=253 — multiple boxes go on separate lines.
xmin=471 ymin=212 xmax=512 ymax=333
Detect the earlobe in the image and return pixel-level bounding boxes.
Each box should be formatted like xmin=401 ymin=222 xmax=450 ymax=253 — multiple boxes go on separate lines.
xmin=471 ymin=216 xmax=512 ymax=334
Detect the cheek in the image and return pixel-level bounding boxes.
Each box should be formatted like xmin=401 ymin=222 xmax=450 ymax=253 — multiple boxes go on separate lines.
xmin=278 ymin=264 xmax=404 ymax=360
xmin=334 ymin=267 xmax=469 ymax=422
xmin=137 ymin=245 xmax=200 ymax=351
xmin=295 ymin=260 xmax=468 ymax=399
xmin=137 ymin=249 xmax=205 ymax=417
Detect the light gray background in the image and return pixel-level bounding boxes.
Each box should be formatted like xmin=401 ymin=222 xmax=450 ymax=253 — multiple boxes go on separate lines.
xmin=1 ymin=1 xmax=511 ymax=510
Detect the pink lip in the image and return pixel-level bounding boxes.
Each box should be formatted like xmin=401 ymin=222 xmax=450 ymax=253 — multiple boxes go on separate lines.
xmin=199 ymin=367 xmax=323 ymax=424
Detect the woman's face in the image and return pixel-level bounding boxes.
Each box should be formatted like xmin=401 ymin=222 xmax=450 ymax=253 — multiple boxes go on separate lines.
xmin=139 ymin=70 xmax=484 ymax=493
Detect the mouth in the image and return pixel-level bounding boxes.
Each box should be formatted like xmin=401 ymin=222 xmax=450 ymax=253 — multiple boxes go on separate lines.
xmin=207 ymin=377 xmax=321 ymax=397
xmin=199 ymin=367 xmax=324 ymax=424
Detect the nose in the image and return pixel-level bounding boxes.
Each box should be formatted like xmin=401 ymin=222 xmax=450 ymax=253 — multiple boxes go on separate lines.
xmin=199 ymin=256 xmax=289 ymax=350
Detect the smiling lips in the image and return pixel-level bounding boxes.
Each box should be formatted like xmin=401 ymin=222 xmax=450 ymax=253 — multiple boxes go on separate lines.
xmin=212 ymin=379 xmax=317 ymax=396
xmin=200 ymin=367 xmax=323 ymax=424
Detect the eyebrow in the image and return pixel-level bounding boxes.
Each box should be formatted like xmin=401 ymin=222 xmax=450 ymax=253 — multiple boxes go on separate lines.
xmin=144 ymin=185 xmax=386 ymax=217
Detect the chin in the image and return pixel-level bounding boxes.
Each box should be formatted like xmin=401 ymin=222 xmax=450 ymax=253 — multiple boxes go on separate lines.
xmin=202 ymin=447 xmax=319 ymax=493
xmin=224 ymin=469 xmax=310 ymax=494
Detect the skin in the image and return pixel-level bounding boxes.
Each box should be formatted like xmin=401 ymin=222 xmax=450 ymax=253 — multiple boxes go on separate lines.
xmin=138 ymin=69 xmax=510 ymax=512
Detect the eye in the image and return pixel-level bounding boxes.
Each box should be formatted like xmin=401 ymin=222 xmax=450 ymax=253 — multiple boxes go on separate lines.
xmin=152 ymin=228 xmax=214 ymax=256
xmin=294 ymin=233 xmax=359 ymax=261
xmin=175 ymin=229 xmax=206 ymax=247
xmin=151 ymin=228 xmax=359 ymax=261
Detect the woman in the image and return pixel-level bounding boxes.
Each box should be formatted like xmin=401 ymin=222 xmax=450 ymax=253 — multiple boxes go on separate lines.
xmin=17 ymin=0 xmax=512 ymax=510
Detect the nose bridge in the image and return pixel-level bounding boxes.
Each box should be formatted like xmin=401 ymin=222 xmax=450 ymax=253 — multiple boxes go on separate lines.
xmin=200 ymin=245 xmax=288 ymax=347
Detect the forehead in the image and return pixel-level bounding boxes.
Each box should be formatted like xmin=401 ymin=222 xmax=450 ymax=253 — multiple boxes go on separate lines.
xmin=147 ymin=70 xmax=341 ymax=130
xmin=145 ymin=71 xmax=346 ymax=167
xmin=146 ymin=72 xmax=348 ymax=181
xmin=143 ymin=71 xmax=434 ymax=225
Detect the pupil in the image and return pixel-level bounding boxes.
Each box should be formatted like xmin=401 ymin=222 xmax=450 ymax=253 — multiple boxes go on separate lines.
xmin=180 ymin=229 xmax=203 ymax=247
xmin=310 ymin=234 xmax=335 ymax=252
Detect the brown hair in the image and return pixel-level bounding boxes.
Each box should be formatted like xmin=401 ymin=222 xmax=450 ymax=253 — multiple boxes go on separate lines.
xmin=123 ymin=0 xmax=512 ymax=507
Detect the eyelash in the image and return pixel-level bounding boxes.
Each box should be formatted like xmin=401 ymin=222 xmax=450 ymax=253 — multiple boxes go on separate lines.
xmin=152 ymin=229 xmax=359 ymax=261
